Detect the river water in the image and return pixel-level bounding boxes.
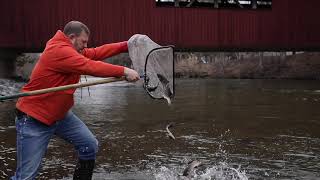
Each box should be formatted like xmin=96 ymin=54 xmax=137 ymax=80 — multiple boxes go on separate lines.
xmin=0 ymin=78 xmax=320 ymax=179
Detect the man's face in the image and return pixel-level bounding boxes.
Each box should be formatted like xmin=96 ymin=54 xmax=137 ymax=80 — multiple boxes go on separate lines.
xmin=69 ymin=31 xmax=89 ymax=53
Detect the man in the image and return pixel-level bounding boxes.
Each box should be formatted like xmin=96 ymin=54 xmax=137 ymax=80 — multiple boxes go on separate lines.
xmin=11 ymin=21 xmax=140 ymax=180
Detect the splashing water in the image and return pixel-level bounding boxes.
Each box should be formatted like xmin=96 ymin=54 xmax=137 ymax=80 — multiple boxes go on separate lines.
xmin=154 ymin=166 xmax=180 ymax=180
xmin=153 ymin=163 xmax=248 ymax=180
xmin=153 ymin=129 xmax=248 ymax=180
xmin=0 ymin=78 xmax=24 ymax=97
xmin=197 ymin=163 xmax=248 ymax=180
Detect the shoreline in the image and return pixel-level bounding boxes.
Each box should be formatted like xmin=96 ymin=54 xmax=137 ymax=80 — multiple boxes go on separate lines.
xmin=1 ymin=51 xmax=319 ymax=80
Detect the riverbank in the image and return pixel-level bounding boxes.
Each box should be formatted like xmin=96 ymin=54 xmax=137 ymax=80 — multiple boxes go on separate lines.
xmin=175 ymin=52 xmax=320 ymax=79
xmin=2 ymin=51 xmax=320 ymax=80
xmin=78 ymin=51 xmax=320 ymax=80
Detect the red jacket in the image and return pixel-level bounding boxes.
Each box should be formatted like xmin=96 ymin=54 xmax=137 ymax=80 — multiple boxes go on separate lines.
xmin=16 ymin=30 xmax=127 ymax=125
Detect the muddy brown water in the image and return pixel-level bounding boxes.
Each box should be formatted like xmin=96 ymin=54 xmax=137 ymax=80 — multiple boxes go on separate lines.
xmin=1 ymin=78 xmax=320 ymax=179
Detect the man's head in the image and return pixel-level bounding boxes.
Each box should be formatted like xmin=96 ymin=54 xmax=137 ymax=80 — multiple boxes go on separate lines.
xmin=63 ymin=21 xmax=90 ymax=53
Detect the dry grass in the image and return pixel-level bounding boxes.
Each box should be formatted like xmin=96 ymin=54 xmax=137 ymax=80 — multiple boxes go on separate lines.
xmin=175 ymin=52 xmax=320 ymax=79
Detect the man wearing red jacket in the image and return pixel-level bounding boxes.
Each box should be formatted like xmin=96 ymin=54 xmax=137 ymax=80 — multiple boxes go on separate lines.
xmin=11 ymin=21 xmax=139 ymax=180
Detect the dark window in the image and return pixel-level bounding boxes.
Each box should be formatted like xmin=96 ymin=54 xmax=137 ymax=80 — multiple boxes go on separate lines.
xmin=155 ymin=0 xmax=272 ymax=9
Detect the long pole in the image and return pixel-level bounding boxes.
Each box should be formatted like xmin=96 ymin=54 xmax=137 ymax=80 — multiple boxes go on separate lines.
xmin=0 ymin=77 xmax=125 ymax=101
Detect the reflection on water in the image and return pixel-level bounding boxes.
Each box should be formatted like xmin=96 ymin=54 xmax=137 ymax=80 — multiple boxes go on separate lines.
xmin=1 ymin=78 xmax=320 ymax=179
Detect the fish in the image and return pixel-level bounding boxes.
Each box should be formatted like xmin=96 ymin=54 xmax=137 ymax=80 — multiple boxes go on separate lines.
xmin=157 ymin=74 xmax=173 ymax=104
xmin=143 ymin=75 xmax=159 ymax=92
xmin=157 ymin=73 xmax=170 ymax=85
xmin=145 ymin=84 xmax=158 ymax=92
xmin=179 ymin=160 xmax=202 ymax=179
xmin=143 ymin=74 xmax=173 ymax=104
xmin=166 ymin=122 xmax=175 ymax=140
xmin=162 ymin=94 xmax=172 ymax=105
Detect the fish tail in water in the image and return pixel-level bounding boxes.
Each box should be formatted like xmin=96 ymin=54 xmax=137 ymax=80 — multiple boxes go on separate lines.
xmin=162 ymin=94 xmax=171 ymax=105
xmin=166 ymin=122 xmax=175 ymax=140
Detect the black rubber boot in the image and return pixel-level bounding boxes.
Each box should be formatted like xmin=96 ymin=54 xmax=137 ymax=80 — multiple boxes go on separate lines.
xmin=73 ymin=159 xmax=95 ymax=180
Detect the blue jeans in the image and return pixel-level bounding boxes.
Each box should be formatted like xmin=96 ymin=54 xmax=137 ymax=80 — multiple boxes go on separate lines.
xmin=11 ymin=110 xmax=99 ymax=180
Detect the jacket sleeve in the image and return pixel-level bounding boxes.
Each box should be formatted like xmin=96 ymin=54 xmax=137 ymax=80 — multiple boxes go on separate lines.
xmin=48 ymin=45 xmax=125 ymax=77
xmin=82 ymin=41 xmax=128 ymax=60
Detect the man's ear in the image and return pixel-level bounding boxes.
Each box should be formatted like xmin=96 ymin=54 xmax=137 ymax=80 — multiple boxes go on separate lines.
xmin=68 ymin=33 xmax=76 ymax=40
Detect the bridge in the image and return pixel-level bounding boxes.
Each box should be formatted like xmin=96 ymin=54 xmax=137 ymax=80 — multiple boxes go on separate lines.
xmin=0 ymin=0 xmax=319 ymax=51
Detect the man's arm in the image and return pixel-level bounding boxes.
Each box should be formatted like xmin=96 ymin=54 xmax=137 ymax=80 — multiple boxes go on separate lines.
xmin=49 ymin=45 xmax=124 ymax=77
xmin=82 ymin=41 xmax=128 ymax=60
xmin=48 ymin=45 xmax=139 ymax=81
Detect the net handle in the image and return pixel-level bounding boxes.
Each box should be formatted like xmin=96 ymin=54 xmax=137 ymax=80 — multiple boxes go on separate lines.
xmin=144 ymin=45 xmax=175 ymax=99
xmin=0 ymin=77 xmax=125 ymax=102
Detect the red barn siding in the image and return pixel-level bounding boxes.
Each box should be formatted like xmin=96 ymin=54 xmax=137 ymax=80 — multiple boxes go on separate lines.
xmin=0 ymin=0 xmax=319 ymax=51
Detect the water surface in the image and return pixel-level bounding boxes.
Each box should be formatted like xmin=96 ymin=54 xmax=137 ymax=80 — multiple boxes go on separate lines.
xmin=0 ymin=78 xmax=320 ymax=179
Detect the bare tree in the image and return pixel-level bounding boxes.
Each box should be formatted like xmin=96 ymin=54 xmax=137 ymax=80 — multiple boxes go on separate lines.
xmin=234 ymin=0 xmax=244 ymax=8
xmin=186 ymin=0 xmax=197 ymax=7
xmin=174 ymin=0 xmax=180 ymax=7
xmin=251 ymin=0 xmax=257 ymax=9
xmin=221 ymin=0 xmax=228 ymax=5
xmin=214 ymin=0 xmax=219 ymax=8
xmin=175 ymin=0 xmax=252 ymax=9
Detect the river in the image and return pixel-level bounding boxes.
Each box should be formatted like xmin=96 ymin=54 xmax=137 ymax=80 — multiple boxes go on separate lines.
xmin=0 ymin=78 xmax=320 ymax=179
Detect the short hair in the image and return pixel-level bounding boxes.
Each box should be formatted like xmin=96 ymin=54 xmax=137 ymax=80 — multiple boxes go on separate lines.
xmin=63 ymin=21 xmax=90 ymax=36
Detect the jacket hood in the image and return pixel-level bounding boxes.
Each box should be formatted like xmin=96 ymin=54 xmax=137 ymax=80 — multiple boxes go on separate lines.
xmin=49 ymin=30 xmax=73 ymax=46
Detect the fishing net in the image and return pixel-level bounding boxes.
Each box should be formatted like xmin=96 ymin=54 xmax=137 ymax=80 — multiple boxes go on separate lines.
xmin=128 ymin=34 xmax=175 ymax=103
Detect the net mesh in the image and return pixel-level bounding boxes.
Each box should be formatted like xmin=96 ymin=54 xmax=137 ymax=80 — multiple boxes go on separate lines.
xmin=128 ymin=34 xmax=174 ymax=103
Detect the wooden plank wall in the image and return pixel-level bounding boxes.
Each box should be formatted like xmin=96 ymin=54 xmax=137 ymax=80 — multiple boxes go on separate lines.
xmin=0 ymin=0 xmax=319 ymax=51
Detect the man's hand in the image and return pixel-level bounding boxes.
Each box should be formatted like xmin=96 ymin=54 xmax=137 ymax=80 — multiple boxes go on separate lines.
xmin=124 ymin=67 xmax=140 ymax=82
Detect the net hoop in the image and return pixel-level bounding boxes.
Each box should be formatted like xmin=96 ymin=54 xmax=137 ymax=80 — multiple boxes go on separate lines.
xmin=143 ymin=45 xmax=175 ymax=100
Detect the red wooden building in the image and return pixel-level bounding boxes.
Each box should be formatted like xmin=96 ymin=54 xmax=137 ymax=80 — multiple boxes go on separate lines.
xmin=0 ymin=0 xmax=319 ymax=51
